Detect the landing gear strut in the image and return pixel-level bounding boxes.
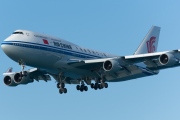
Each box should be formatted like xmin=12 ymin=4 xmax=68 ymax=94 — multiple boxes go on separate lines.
xmin=57 ymin=73 xmax=67 ymax=94
xmin=18 ymin=60 xmax=27 ymax=77
xmin=76 ymin=81 xmax=88 ymax=92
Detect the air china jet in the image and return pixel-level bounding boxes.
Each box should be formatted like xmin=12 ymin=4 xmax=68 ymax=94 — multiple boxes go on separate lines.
xmin=2 ymin=26 xmax=180 ymax=94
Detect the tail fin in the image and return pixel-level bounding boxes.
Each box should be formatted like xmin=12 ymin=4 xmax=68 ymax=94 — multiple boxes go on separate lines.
xmin=134 ymin=26 xmax=161 ymax=55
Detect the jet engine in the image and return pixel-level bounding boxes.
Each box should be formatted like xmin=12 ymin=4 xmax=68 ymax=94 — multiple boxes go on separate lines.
xmin=159 ymin=53 xmax=178 ymax=66
xmin=14 ymin=72 xmax=34 ymax=85
xmin=103 ymin=60 xmax=120 ymax=72
xmin=3 ymin=74 xmax=18 ymax=86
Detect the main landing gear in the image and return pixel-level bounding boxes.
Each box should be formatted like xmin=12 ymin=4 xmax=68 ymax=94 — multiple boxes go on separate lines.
xmin=91 ymin=79 xmax=108 ymax=90
xmin=76 ymin=78 xmax=109 ymax=92
xmin=76 ymin=81 xmax=88 ymax=92
xmin=57 ymin=73 xmax=67 ymax=94
xmin=57 ymin=83 xmax=67 ymax=94
xmin=56 ymin=73 xmax=109 ymax=94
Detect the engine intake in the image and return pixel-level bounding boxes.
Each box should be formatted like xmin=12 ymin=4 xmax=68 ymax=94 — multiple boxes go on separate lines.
xmin=14 ymin=72 xmax=34 ymax=85
xmin=103 ymin=60 xmax=120 ymax=72
xmin=104 ymin=60 xmax=112 ymax=71
xmin=4 ymin=75 xmax=18 ymax=86
xmin=159 ymin=53 xmax=178 ymax=66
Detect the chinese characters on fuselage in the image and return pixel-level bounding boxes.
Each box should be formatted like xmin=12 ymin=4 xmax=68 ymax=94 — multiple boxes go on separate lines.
xmin=53 ymin=41 xmax=72 ymax=50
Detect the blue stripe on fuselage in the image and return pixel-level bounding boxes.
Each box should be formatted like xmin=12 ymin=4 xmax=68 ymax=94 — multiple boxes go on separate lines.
xmin=1 ymin=41 xmax=103 ymax=59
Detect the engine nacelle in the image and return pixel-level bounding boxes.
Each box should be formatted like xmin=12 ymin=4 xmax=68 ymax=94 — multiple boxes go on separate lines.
xmin=14 ymin=72 xmax=34 ymax=85
xmin=103 ymin=60 xmax=120 ymax=72
xmin=159 ymin=53 xmax=178 ymax=66
xmin=3 ymin=75 xmax=18 ymax=87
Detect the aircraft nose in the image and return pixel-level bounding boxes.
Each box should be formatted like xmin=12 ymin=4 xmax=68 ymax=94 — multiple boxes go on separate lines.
xmin=1 ymin=41 xmax=5 ymax=51
xmin=1 ymin=41 xmax=9 ymax=54
xmin=1 ymin=41 xmax=19 ymax=62
xmin=1 ymin=41 xmax=14 ymax=57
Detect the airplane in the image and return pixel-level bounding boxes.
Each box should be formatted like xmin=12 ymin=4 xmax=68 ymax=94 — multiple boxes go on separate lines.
xmin=1 ymin=26 xmax=180 ymax=94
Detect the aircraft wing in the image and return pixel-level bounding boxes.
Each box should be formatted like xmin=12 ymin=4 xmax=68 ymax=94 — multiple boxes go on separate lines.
xmin=68 ymin=58 xmax=114 ymax=70
xmin=3 ymin=68 xmax=51 ymax=87
xmin=67 ymin=26 xmax=179 ymax=72
xmin=124 ymin=50 xmax=180 ymax=69
xmin=68 ymin=50 xmax=180 ymax=71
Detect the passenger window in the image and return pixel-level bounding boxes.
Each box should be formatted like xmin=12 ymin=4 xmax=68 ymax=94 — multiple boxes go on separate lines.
xmin=87 ymin=49 xmax=91 ymax=53
xmin=80 ymin=48 xmax=83 ymax=52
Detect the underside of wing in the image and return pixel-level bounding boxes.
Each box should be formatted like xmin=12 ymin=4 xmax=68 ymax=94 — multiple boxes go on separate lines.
xmin=28 ymin=68 xmax=51 ymax=82
xmin=66 ymin=50 xmax=180 ymax=82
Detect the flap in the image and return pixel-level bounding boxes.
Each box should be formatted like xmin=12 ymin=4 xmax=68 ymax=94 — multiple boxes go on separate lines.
xmin=28 ymin=68 xmax=51 ymax=81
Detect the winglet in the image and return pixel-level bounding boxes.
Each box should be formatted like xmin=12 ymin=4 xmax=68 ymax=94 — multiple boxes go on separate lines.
xmin=134 ymin=26 xmax=161 ymax=55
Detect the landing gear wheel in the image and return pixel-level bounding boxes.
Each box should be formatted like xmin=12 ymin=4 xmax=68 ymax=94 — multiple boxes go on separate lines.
xmin=104 ymin=83 xmax=108 ymax=88
xmin=100 ymin=84 xmax=104 ymax=89
xmin=61 ymin=83 xmax=65 ymax=88
xmin=59 ymin=89 xmax=63 ymax=94
xmin=63 ymin=88 xmax=67 ymax=93
xmin=80 ymin=87 xmax=84 ymax=92
xmin=94 ymin=86 xmax=98 ymax=90
xmin=98 ymin=84 xmax=101 ymax=89
xmin=57 ymin=83 xmax=60 ymax=88
xmin=76 ymin=85 xmax=80 ymax=90
xmin=95 ymin=83 xmax=98 ymax=88
xmin=84 ymin=86 xmax=88 ymax=91
xmin=91 ymin=83 xmax=94 ymax=88
xmin=79 ymin=85 xmax=84 ymax=92
xmin=94 ymin=83 xmax=98 ymax=90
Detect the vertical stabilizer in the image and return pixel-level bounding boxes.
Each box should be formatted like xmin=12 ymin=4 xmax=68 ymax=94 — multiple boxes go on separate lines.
xmin=134 ymin=26 xmax=161 ymax=55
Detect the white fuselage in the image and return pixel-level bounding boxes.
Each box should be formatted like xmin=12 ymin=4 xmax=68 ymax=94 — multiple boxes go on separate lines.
xmin=1 ymin=30 xmax=116 ymax=79
xmin=2 ymin=29 xmax=159 ymax=83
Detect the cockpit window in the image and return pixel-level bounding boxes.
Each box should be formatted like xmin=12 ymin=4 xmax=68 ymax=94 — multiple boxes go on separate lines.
xmin=12 ymin=32 xmax=24 ymax=35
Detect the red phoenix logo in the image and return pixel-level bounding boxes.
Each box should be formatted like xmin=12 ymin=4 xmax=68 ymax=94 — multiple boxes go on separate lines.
xmin=146 ymin=36 xmax=156 ymax=53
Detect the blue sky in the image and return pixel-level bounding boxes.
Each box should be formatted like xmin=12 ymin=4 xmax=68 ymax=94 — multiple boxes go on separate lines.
xmin=1 ymin=0 xmax=180 ymax=120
